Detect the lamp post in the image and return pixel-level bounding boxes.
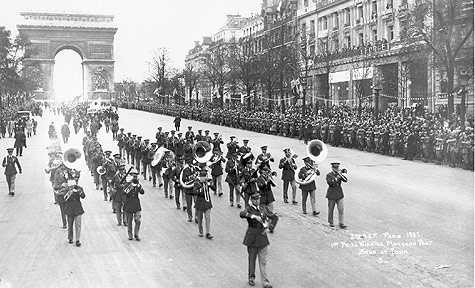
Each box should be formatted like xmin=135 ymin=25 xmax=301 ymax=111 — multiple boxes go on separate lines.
xmin=373 ymin=86 xmax=381 ymax=120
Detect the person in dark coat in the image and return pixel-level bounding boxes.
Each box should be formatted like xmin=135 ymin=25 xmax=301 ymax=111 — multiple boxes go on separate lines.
xmin=209 ymin=149 xmax=225 ymax=196
xmin=173 ymin=116 xmax=181 ymax=131
xmin=64 ymin=184 xmax=85 ymax=247
xmin=240 ymin=192 xmax=274 ymax=288
xmin=326 ymin=162 xmax=348 ymax=229
xmin=13 ymin=129 xmax=26 ymax=157
xmin=61 ymin=122 xmax=70 ymax=144
xmin=2 ymin=148 xmax=22 ymax=196
xmin=225 ymin=152 xmax=241 ymax=208
xmin=278 ymin=148 xmax=297 ymax=204
xmin=297 ymin=157 xmax=320 ymax=216
xmin=123 ymin=172 xmax=145 ymax=241
xmin=240 ymin=155 xmax=259 ymax=208
xmin=192 ymin=169 xmax=213 ymax=239
xmin=256 ymin=166 xmax=276 ymax=212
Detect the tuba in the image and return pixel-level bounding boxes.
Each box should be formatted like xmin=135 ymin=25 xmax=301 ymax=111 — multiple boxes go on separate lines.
xmin=96 ymin=165 xmax=106 ymax=175
xmin=193 ymin=141 xmax=213 ymax=163
xmin=295 ymin=140 xmax=327 ymax=185
xmin=63 ymin=148 xmax=82 ymax=171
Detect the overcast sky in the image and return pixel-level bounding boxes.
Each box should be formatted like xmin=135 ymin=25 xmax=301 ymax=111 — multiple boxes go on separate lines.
xmin=0 ymin=0 xmax=262 ymax=82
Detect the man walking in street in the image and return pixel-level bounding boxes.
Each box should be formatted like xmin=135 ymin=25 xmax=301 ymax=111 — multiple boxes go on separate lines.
xmin=2 ymin=148 xmax=22 ymax=196
xmin=240 ymin=192 xmax=273 ymax=288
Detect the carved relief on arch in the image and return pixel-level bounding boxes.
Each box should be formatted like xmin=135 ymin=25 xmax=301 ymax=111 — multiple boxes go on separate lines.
xmin=91 ymin=66 xmax=110 ymax=91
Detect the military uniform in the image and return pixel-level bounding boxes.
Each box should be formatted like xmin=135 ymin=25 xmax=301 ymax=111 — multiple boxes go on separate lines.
xmin=123 ymin=174 xmax=145 ymax=241
xmin=3 ymin=148 xmax=22 ymax=195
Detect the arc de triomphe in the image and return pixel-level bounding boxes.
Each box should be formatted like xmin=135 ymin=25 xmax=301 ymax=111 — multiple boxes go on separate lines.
xmin=18 ymin=12 xmax=117 ymax=101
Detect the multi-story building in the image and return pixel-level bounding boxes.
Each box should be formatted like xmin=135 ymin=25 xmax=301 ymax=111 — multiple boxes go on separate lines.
xmin=297 ymin=0 xmax=473 ymax=113
xmin=184 ymin=37 xmax=212 ymax=103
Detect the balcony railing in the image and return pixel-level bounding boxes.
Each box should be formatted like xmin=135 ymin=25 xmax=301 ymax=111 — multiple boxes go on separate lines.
xmin=313 ymin=39 xmax=391 ymax=63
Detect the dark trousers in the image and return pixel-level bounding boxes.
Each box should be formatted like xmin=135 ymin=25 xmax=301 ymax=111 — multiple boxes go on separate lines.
xmin=185 ymin=191 xmax=193 ymax=220
xmin=15 ymin=146 xmax=23 ymax=156
xmin=175 ymin=186 xmax=182 ymax=208
xmin=126 ymin=211 xmax=141 ymax=236
xmin=247 ymin=246 xmax=269 ymax=283
xmin=113 ymin=200 xmax=125 ymax=225
xmin=102 ymin=178 xmax=109 ymax=200
xmin=67 ymin=214 xmax=82 ymax=241
xmin=58 ymin=202 xmax=67 ymax=226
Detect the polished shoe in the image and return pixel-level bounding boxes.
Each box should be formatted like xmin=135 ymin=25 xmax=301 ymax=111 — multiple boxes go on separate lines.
xmin=159 ymin=183 xmax=163 ymax=188
xmin=237 ymin=204 xmax=242 ymax=208
xmin=248 ymin=278 xmax=255 ymax=286
xmin=292 ymin=201 xmax=298 ymax=205
xmin=340 ymin=224 xmax=348 ymax=229
xmin=187 ymin=218 xmax=192 ymax=222
xmin=329 ymin=223 xmax=335 ymax=227
xmin=62 ymin=225 xmax=67 ymax=229
xmin=183 ymin=206 xmax=187 ymax=211
xmin=313 ymin=211 xmax=320 ymax=216
xmin=218 ymin=193 xmax=223 ymax=197
xmin=11 ymin=192 xmax=14 ymax=196
xmin=68 ymin=239 xmax=73 ymax=244
xmin=205 ymin=233 xmax=213 ymax=240
xmin=199 ymin=233 xmax=204 ymax=237
xmin=128 ymin=234 xmax=133 ymax=240
xmin=76 ymin=241 xmax=81 ymax=247
xmin=176 ymin=205 xmax=181 ymax=209
xmin=100 ymin=187 xmax=103 ymax=190
xmin=104 ymin=198 xmax=108 ymax=201
xmin=230 ymin=203 xmax=234 ymax=207
xmin=170 ymin=195 xmax=174 ymax=200
xmin=149 ymin=176 xmax=152 ymax=181
xmin=117 ymin=223 xmax=122 ymax=226
xmin=263 ymin=283 xmax=273 ymax=288
xmin=303 ymin=211 xmax=307 ymax=214
xmin=113 ymin=210 xmax=116 ymax=214
xmin=8 ymin=192 xmax=12 ymax=196
xmin=284 ymin=199 xmax=289 ymax=203
xmin=134 ymin=235 xmax=141 ymax=241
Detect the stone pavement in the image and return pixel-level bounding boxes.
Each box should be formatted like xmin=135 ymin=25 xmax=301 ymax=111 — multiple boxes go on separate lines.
xmin=0 ymin=108 xmax=472 ymax=288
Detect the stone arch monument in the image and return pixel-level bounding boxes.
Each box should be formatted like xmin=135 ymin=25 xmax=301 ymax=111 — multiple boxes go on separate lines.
xmin=17 ymin=12 xmax=118 ymax=101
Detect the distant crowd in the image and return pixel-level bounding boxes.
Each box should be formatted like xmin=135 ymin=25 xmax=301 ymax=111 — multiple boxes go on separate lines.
xmin=121 ymin=101 xmax=474 ymax=170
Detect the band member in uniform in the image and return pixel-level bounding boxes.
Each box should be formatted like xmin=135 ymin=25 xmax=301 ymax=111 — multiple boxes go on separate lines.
xmin=111 ymin=118 xmax=119 ymax=140
xmin=149 ymin=143 xmax=161 ymax=187
xmin=226 ymin=136 xmax=239 ymax=159
xmin=155 ymin=127 xmax=165 ymax=147
xmin=194 ymin=129 xmax=204 ymax=142
xmin=124 ymin=171 xmax=145 ymax=241
xmin=173 ymin=115 xmax=181 ymax=131
xmin=111 ymin=164 xmax=127 ymax=225
xmin=238 ymin=139 xmax=252 ymax=157
xmin=134 ymin=136 xmax=143 ymax=173
xmin=192 ymin=169 xmax=213 ymax=239
xmin=326 ymin=162 xmax=348 ymax=229
xmin=185 ymin=126 xmax=194 ymax=143
xmin=209 ymin=149 xmax=226 ymax=196
xmin=256 ymin=166 xmax=276 ymax=213
xmin=297 ymin=157 xmax=320 ymax=216
xmin=240 ymin=192 xmax=274 ymax=288
xmin=64 ymin=184 xmax=86 ymax=247
xmin=240 ymin=155 xmax=259 ymax=208
xmin=182 ymin=160 xmax=198 ymax=222
xmin=255 ymin=146 xmax=274 ymax=170
xmin=100 ymin=150 xmax=115 ymax=201
xmin=169 ymin=131 xmax=178 ymax=154
xmin=53 ymin=161 xmax=69 ymax=228
xmin=162 ymin=151 xmax=175 ymax=198
xmin=203 ymin=130 xmax=212 ymax=143
xmin=172 ymin=159 xmax=185 ymax=209
xmin=211 ymin=132 xmax=224 ymax=152
xmin=278 ymin=148 xmax=297 ymax=204
xmin=125 ymin=133 xmax=134 ymax=164
xmin=141 ymin=139 xmax=152 ymax=180
xmin=225 ymin=152 xmax=241 ymax=208
xmin=175 ymin=133 xmax=185 ymax=160
xmin=3 ymin=148 xmax=22 ymax=196
xmin=117 ymin=128 xmax=126 ymax=157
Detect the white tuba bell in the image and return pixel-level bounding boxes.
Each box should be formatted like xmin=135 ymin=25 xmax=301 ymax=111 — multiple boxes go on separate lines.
xmin=295 ymin=140 xmax=327 ymax=185
xmin=63 ymin=148 xmax=82 ymax=171
xmin=96 ymin=166 xmax=106 ymax=175
xmin=193 ymin=141 xmax=213 ymax=163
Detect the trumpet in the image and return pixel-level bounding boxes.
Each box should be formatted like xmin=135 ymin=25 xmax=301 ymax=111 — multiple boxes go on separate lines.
xmin=336 ymin=168 xmax=348 ymax=182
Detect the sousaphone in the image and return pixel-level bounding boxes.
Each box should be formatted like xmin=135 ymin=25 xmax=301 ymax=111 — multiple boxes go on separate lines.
xmin=295 ymin=140 xmax=328 ymax=185
xmin=63 ymin=147 xmax=82 ymax=171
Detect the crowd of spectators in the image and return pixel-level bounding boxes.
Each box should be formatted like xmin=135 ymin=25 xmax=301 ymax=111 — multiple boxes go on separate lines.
xmin=120 ymin=100 xmax=474 ymax=170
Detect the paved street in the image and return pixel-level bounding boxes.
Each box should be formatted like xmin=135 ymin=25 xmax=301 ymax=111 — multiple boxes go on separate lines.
xmin=0 ymin=108 xmax=473 ymax=288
